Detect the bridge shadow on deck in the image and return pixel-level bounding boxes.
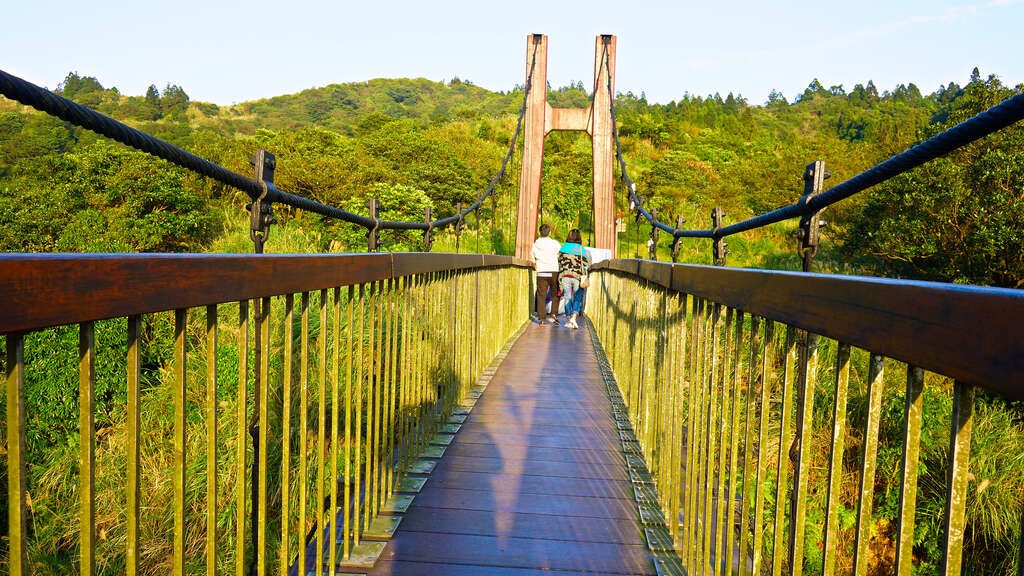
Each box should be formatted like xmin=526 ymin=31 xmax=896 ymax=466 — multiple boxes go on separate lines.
xmin=365 ymin=320 xmax=657 ymax=576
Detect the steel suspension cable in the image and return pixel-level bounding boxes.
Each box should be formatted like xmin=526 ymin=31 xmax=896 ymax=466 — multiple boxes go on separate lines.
xmin=602 ymin=47 xmax=681 ymax=240
xmin=603 ymin=58 xmax=1024 ymax=242
xmin=0 ymin=58 xmax=538 ymax=236
xmin=442 ymin=40 xmax=539 ymax=227
xmin=708 ymin=92 xmax=1024 ymax=238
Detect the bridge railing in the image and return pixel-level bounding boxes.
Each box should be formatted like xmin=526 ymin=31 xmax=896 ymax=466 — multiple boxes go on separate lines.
xmin=588 ymin=259 xmax=1024 ymax=575
xmin=2 ymin=252 xmax=530 ymax=575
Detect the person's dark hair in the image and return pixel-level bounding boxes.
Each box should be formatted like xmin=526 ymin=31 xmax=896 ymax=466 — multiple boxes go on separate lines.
xmin=539 ymin=223 xmax=551 ymax=237
xmin=566 ymin=229 xmax=582 ymax=244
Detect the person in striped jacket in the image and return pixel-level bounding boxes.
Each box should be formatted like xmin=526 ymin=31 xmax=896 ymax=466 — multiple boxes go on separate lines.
xmin=557 ymin=229 xmax=590 ymax=330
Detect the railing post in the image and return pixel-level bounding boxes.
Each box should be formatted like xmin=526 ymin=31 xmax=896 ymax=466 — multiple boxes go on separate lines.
xmin=796 ymin=160 xmax=829 ymax=272
xmin=368 ymin=197 xmax=381 ymax=252
xmin=670 ymin=214 xmax=685 ymax=263
xmin=711 ymin=207 xmax=728 ymax=266
xmin=474 ymin=207 xmax=481 ymax=254
xmin=648 ymin=208 xmax=659 ymax=260
xmin=6 ymin=334 xmax=27 ymax=576
xmin=247 ymin=149 xmax=275 ymax=576
xmin=248 ymin=150 xmax=277 ymax=254
xmin=423 ymin=207 xmax=433 ymax=252
xmin=455 ymin=202 xmax=464 ymax=253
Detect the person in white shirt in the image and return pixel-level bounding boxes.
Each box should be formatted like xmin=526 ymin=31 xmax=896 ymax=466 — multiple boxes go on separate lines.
xmin=530 ymin=223 xmax=562 ymax=325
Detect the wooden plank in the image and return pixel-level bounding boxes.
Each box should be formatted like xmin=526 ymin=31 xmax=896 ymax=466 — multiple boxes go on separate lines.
xmin=440 ymin=442 xmax=631 ymax=467
xmin=398 ymin=506 xmax=644 ymax=544
xmin=453 ymin=429 xmax=622 ymax=450
xmin=411 ymin=487 xmax=638 ymax=520
xmin=425 ymin=469 xmax=636 ymax=500
xmin=369 ymin=560 xmax=647 ymax=576
xmin=437 ymin=454 xmax=630 ymax=482
xmin=372 ymin=532 xmax=655 ymax=575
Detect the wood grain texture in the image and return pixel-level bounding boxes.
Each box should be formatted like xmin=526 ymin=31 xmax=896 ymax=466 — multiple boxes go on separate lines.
xmin=360 ymin=321 xmax=657 ymax=576
xmin=0 ymin=253 xmax=528 ymax=333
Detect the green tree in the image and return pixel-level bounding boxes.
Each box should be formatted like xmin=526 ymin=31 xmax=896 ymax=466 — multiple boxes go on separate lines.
xmin=58 ymin=72 xmax=105 ymax=107
xmin=842 ymin=72 xmax=1024 ymax=286
xmin=160 ymin=83 xmax=189 ymax=119
xmin=143 ymin=84 xmax=163 ymax=120
xmin=330 ymin=182 xmax=434 ymax=251
xmin=0 ymin=142 xmax=218 ymax=252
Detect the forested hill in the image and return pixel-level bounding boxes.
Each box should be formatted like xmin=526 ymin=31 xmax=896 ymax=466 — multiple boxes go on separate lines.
xmin=1 ymin=69 xmax=1021 ymax=287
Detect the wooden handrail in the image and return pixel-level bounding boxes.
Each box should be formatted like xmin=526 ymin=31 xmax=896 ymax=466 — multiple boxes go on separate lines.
xmin=0 ymin=252 xmax=531 ymax=334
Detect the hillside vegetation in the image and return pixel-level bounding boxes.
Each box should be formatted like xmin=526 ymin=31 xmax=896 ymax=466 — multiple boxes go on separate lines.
xmin=0 ymin=68 xmax=1022 ymax=575
xmin=1 ymin=69 xmax=1022 ymax=284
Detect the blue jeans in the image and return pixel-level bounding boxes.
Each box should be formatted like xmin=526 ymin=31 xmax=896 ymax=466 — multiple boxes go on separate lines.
xmin=560 ymin=277 xmax=583 ymax=315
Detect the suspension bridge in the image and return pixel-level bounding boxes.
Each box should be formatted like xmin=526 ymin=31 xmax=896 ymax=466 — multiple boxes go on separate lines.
xmin=2 ymin=34 xmax=1024 ymax=576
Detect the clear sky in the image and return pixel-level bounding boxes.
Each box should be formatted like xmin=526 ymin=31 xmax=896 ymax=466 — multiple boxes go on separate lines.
xmin=3 ymin=0 xmax=1022 ymax=106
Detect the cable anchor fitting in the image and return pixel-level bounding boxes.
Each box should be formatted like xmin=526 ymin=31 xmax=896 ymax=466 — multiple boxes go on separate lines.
xmin=367 ymin=197 xmax=381 ymax=252
xmin=247 ymin=150 xmax=277 ymax=253
xmin=712 ymin=207 xmax=729 ymax=266
xmin=423 ymin=207 xmax=433 ymax=252
xmin=670 ymin=215 xmax=686 ymax=262
xmin=796 ymin=160 xmax=830 ymax=272
xmin=648 ymin=208 xmax=659 ymax=260
xmin=455 ymin=202 xmax=464 ymax=252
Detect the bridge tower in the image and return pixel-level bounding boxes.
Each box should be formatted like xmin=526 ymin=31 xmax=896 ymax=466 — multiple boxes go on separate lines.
xmin=514 ymin=34 xmax=617 ymax=260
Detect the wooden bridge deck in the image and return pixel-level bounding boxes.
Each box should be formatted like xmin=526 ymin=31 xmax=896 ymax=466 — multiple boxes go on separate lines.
xmin=363 ymin=320 xmax=658 ymax=575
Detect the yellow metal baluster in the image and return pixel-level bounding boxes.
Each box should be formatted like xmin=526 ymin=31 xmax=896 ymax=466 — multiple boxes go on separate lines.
xmin=895 ymin=366 xmax=925 ymax=576
xmin=724 ymin=310 xmax=746 ymax=575
xmin=771 ymin=327 xmax=797 ymax=576
xmin=237 ymin=301 xmax=249 ymax=576
xmin=173 ymin=310 xmax=187 ymax=576
xmin=353 ymin=284 xmax=365 ymax=546
xmin=298 ymin=293 xmax=310 ymax=576
xmin=332 ymin=287 xmax=343 ymax=564
xmin=315 ymin=290 xmax=327 ymax=575
xmin=280 ymin=294 xmax=294 ymax=576
xmin=127 ymin=317 xmax=141 ymax=576
xmin=713 ymin=307 xmax=735 ymax=576
xmin=206 ymin=306 xmax=218 ymax=576
xmin=257 ymin=299 xmax=270 ymax=576
xmin=852 ymin=354 xmax=885 ymax=576
xmin=738 ymin=316 xmax=763 ymax=575
xmin=788 ymin=329 xmax=819 ymax=576
xmin=365 ymin=282 xmax=378 ymax=528
xmin=941 ymin=381 xmax=975 ymax=576
xmin=751 ymin=319 xmax=774 ymax=576
xmin=80 ymin=322 xmax=96 ymax=576
xmin=6 ymin=333 xmax=27 ymax=576
xmin=822 ymin=343 xmax=852 ymax=574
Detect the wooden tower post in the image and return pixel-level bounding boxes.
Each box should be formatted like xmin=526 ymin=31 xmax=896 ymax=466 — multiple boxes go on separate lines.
xmin=515 ymin=34 xmax=549 ymax=260
xmin=514 ymin=34 xmax=617 ymax=260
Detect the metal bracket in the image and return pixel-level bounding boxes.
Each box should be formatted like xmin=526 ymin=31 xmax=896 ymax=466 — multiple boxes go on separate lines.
xmin=712 ymin=207 xmax=729 ymax=266
xmin=795 ymin=160 xmax=830 ymax=272
xmin=670 ymin=215 xmax=686 ymax=262
xmin=647 ymin=208 xmax=659 ymax=260
xmin=247 ymin=150 xmax=277 ymax=254
xmin=367 ymin=197 xmax=381 ymax=252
